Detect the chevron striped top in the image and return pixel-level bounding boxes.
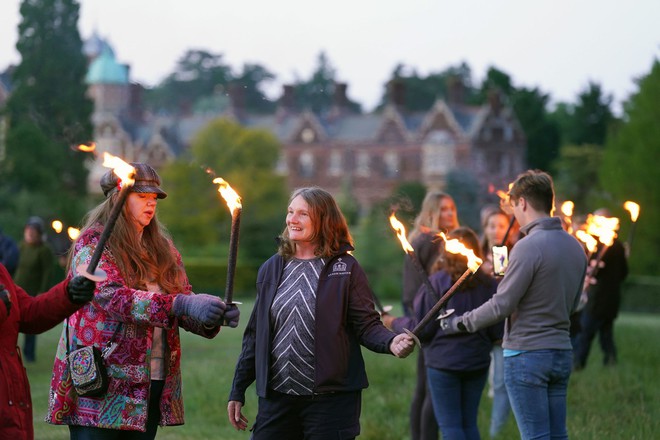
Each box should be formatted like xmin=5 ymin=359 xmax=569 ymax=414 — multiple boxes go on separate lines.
xmin=269 ymin=257 xmax=325 ymax=395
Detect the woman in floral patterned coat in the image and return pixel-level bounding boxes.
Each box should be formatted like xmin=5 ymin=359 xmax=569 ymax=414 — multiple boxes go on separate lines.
xmin=46 ymin=163 xmax=240 ymax=439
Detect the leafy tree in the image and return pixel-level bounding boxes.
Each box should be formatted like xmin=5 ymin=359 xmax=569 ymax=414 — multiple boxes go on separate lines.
xmin=479 ymin=66 xmax=515 ymax=97
xmin=552 ymin=144 xmax=604 ymax=212
xmin=158 ymin=119 xmax=288 ymax=262
xmin=377 ymin=61 xmax=479 ymax=112
xmin=511 ymin=87 xmax=561 ymax=171
xmin=552 ymin=81 xmax=615 ymax=146
xmin=599 ymin=60 xmax=660 ymax=275
xmin=445 ymin=169 xmax=481 ymax=231
xmin=388 ymin=181 xmax=428 ymax=228
xmin=1 ymin=0 xmax=92 ymax=231
xmin=353 ymin=199 xmax=405 ymax=301
xmin=233 ymin=63 xmax=276 ymax=114
xmin=290 ymin=51 xmax=362 ymax=114
xmin=145 ymin=49 xmax=233 ymax=114
xmin=476 ymin=66 xmax=561 ymax=172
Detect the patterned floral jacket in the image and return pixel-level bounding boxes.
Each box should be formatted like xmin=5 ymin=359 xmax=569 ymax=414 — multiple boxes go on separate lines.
xmin=46 ymin=224 xmax=220 ymax=431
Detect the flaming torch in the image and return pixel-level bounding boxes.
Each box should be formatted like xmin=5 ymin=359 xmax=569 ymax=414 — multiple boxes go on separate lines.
xmin=68 ymin=227 xmax=81 ymax=241
xmin=213 ymin=178 xmax=242 ymax=311
xmin=77 ymin=154 xmax=136 ymax=281
xmin=561 ymin=201 xmax=575 ymax=234
xmin=584 ymin=214 xmax=620 ymax=278
xmin=389 ymin=213 xmax=441 ymax=302
xmin=623 ymin=201 xmax=640 ymax=255
xmin=401 ymin=232 xmax=483 ymax=345
xmin=575 ymin=229 xmax=598 ymax=259
xmin=52 ymin=220 xmax=63 ymax=234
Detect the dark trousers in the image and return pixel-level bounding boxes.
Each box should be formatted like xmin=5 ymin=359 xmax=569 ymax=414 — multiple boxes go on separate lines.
xmin=574 ymin=311 xmax=617 ymax=368
xmin=23 ymin=333 xmax=36 ymax=362
xmin=410 ymin=351 xmax=439 ymax=440
xmin=252 ymin=390 xmax=361 ymax=440
xmin=69 ymin=380 xmax=164 ymax=440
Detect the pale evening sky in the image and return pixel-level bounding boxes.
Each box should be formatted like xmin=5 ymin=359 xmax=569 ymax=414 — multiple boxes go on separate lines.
xmin=1 ymin=0 xmax=658 ymax=113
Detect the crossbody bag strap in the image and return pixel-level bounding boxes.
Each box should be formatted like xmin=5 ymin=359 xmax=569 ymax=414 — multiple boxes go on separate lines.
xmin=66 ymin=314 xmax=122 ymax=360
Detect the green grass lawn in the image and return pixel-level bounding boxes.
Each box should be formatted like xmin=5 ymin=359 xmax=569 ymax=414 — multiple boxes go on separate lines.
xmin=26 ymin=308 xmax=660 ymax=439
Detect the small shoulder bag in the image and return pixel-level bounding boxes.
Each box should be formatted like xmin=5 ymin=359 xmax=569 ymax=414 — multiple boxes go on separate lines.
xmin=66 ymin=318 xmax=120 ymax=397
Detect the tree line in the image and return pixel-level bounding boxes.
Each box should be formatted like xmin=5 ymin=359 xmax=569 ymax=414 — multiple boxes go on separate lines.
xmin=0 ymin=0 xmax=657 ymax=276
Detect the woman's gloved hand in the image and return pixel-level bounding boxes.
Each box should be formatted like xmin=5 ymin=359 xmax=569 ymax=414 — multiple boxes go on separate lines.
xmin=173 ymin=293 xmax=225 ymax=326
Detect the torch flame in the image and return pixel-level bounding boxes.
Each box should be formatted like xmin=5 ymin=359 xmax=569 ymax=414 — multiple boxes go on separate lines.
xmin=389 ymin=213 xmax=414 ymax=253
xmin=494 ymin=182 xmax=514 ymax=202
xmin=436 ymin=232 xmax=483 ymax=273
xmin=213 ymin=178 xmax=242 ymax=215
xmin=561 ymin=201 xmax=574 ymax=217
xmin=51 ymin=220 xmax=63 ymax=234
xmin=623 ymin=201 xmax=640 ymax=222
xmin=585 ymin=214 xmax=619 ymax=247
xmin=102 ymin=153 xmax=136 ymax=186
xmin=67 ymin=227 xmax=80 ymax=240
xmin=575 ymin=230 xmax=598 ymax=254
xmin=76 ymin=142 xmax=96 ymax=152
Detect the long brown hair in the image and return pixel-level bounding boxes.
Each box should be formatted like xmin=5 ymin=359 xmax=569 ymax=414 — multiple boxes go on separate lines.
xmin=68 ymin=193 xmax=185 ymax=293
xmin=432 ymin=227 xmax=483 ymax=287
xmin=278 ymin=187 xmax=353 ymax=259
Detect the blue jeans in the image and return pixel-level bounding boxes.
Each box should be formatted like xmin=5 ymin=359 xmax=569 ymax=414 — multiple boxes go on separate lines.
xmin=489 ymin=346 xmax=511 ymax=438
xmin=427 ymin=367 xmax=488 ymax=440
xmin=504 ymin=350 xmax=572 ymax=440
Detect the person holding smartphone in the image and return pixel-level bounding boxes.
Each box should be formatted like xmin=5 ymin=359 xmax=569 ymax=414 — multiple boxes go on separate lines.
xmin=479 ymin=207 xmax=516 ymax=437
xmin=442 ymin=170 xmax=587 ymax=440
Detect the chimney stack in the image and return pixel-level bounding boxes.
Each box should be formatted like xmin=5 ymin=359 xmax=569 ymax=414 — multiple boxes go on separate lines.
xmin=388 ymin=79 xmax=405 ymax=108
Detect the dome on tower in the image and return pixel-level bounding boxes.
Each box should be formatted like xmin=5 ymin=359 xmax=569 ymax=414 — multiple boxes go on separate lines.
xmin=85 ymin=46 xmax=129 ymax=85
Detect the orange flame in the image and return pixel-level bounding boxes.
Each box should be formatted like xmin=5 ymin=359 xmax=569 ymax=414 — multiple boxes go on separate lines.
xmin=102 ymin=153 xmax=136 ymax=186
xmin=561 ymin=201 xmax=574 ymax=217
xmin=623 ymin=201 xmax=640 ymax=222
xmin=575 ymin=230 xmax=598 ymax=254
xmin=213 ymin=178 xmax=242 ymax=215
xmin=76 ymin=142 xmax=96 ymax=152
xmin=436 ymin=232 xmax=483 ymax=273
xmin=67 ymin=227 xmax=80 ymax=240
xmin=585 ymin=214 xmax=619 ymax=247
xmin=389 ymin=213 xmax=414 ymax=253
xmin=51 ymin=220 xmax=63 ymax=234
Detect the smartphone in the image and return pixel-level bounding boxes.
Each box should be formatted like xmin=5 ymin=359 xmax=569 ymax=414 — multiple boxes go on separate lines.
xmin=492 ymin=245 xmax=509 ymax=276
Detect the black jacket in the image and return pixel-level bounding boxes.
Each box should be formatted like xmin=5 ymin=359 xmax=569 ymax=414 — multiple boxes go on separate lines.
xmin=229 ymin=245 xmax=396 ymax=403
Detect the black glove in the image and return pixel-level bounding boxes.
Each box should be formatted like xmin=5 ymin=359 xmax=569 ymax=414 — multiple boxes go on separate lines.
xmin=67 ymin=276 xmax=97 ymax=304
xmin=173 ymin=293 xmax=225 ymax=326
xmin=222 ymin=303 xmax=240 ymax=328
xmin=0 ymin=283 xmax=11 ymax=313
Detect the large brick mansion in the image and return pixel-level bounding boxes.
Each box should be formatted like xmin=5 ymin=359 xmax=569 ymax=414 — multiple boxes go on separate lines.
xmin=4 ymin=33 xmax=527 ymax=210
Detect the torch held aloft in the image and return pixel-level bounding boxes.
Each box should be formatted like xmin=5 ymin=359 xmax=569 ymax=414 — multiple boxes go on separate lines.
xmin=78 ymin=183 xmax=132 ymax=282
xmin=224 ymin=208 xmax=241 ymax=305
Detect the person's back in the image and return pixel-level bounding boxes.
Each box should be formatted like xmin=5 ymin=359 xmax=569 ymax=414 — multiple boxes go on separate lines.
xmin=499 ymin=217 xmax=586 ymax=350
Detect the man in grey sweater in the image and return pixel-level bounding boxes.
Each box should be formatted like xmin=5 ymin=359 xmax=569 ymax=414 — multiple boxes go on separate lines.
xmin=444 ymin=170 xmax=587 ymax=440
